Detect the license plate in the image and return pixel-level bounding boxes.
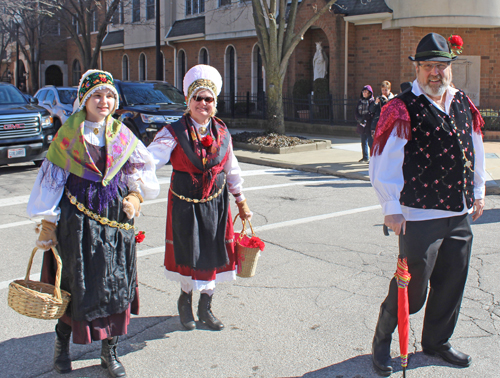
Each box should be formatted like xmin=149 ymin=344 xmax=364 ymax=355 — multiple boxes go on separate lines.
xmin=8 ymin=148 xmax=26 ymax=158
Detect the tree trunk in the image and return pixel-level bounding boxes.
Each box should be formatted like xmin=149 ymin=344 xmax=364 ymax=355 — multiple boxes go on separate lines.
xmin=265 ymin=71 xmax=285 ymax=134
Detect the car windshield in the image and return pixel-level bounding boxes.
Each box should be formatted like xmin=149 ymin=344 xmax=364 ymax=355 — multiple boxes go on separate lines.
xmin=121 ymin=82 xmax=185 ymax=106
xmin=57 ymin=89 xmax=77 ymax=105
xmin=0 ymin=86 xmax=28 ymax=105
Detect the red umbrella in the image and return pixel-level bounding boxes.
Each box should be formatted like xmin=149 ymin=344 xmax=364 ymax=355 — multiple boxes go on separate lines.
xmin=395 ymin=258 xmax=411 ymax=377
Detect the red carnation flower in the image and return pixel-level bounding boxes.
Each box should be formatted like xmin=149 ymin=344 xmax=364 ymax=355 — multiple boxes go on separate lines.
xmin=448 ymin=35 xmax=463 ymax=48
xmin=135 ymin=231 xmax=145 ymax=243
xmin=201 ymin=135 xmax=214 ymax=147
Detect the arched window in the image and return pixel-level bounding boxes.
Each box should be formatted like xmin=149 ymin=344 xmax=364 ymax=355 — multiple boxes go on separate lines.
xmin=199 ymin=47 xmax=209 ymax=65
xmin=72 ymin=60 xmax=81 ymax=86
xmin=122 ymin=55 xmax=129 ymax=80
xmin=177 ymin=50 xmax=186 ymax=90
xmin=139 ymin=53 xmax=146 ymax=81
xmin=224 ymin=45 xmax=236 ymax=97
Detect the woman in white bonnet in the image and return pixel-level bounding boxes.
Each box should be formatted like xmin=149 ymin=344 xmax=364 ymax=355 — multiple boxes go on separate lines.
xmin=148 ymin=64 xmax=252 ymax=331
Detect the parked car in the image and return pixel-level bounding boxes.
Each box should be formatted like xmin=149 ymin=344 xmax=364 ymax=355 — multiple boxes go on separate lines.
xmin=34 ymin=86 xmax=77 ymax=130
xmin=114 ymin=80 xmax=186 ymax=145
xmin=0 ymin=83 xmax=54 ymax=167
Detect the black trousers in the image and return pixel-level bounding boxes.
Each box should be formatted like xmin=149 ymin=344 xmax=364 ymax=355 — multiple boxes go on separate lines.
xmin=381 ymin=213 xmax=473 ymax=348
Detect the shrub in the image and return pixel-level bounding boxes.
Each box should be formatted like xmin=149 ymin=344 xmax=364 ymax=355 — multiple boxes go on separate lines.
xmin=292 ymin=79 xmax=312 ymax=100
xmin=313 ymin=78 xmax=329 ymax=101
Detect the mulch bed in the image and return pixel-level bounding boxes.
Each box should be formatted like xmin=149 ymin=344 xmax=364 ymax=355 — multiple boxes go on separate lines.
xmin=232 ymin=132 xmax=312 ymax=148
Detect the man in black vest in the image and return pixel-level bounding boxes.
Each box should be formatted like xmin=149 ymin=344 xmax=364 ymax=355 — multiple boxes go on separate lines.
xmin=368 ymin=33 xmax=486 ymax=377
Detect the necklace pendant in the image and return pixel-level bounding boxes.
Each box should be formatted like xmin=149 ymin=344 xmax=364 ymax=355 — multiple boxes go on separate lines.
xmin=199 ymin=126 xmax=207 ymax=135
xmin=93 ymin=128 xmax=99 ymax=135
xmin=465 ymin=160 xmax=472 ymax=168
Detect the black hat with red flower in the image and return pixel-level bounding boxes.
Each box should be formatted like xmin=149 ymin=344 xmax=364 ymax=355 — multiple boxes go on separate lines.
xmin=409 ymin=32 xmax=461 ymax=62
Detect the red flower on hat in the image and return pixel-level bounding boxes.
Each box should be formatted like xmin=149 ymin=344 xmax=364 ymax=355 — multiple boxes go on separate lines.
xmin=448 ymin=35 xmax=463 ymax=55
xmin=201 ymin=135 xmax=213 ymax=147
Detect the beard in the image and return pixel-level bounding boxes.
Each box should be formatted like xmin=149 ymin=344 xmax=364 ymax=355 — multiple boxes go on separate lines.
xmin=418 ymin=71 xmax=452 ymax=97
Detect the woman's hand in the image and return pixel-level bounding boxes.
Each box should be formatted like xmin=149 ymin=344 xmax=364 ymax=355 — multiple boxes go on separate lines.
xmin=236 ymin=199 xmax=252 ymax=220
xmin=123 ymin=192 xmax=143 ymax=219
xmin=36 ymin=220 xmax=58 ymax=250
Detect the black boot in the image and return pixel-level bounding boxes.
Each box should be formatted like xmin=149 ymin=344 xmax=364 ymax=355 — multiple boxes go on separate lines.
xmin=101 ymin=337 xmax=126 ymax=378
xmin=372 ymin=305 xmax=398 ymax=377
xmin=54 ymin=322 xmax=72 ymax=374
xmin=198 ymin=293 xmax=224 ymax=330
xmin=178 ymin=290 xmax=196 ymax=330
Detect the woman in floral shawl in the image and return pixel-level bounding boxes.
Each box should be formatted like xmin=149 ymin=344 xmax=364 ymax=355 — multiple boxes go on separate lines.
xmin=147 ymin=64 xmax=252 ymax=332
xmin=27 ymin=70 xmax=159 ymax=378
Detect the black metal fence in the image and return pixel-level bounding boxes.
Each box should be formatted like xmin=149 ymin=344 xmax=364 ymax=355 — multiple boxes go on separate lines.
xmin=217 ymin=92 xmax=500 ymax=130
xmin=477 ymin=100 xmax=500 ymax=131
xmin=216 ymin=92 xmax=358 ymax=125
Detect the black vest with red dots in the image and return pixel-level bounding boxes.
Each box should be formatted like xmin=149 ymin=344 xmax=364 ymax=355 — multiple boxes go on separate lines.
xmin=398 ymin=89 xmax=475 ymax=212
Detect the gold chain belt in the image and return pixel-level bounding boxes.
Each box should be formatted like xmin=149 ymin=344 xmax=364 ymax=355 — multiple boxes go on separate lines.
xmin=65 ymin=189 xmax=135 ymax=230
xmin=169 ymin=176 xmax=226 ymax=204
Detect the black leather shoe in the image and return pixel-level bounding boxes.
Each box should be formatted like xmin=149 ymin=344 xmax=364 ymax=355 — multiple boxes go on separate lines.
xmin=422 ymin=345 xmax=471 ymax=367
xmin=198 ymin=293 xmax=224 ymax=330
xmin=178 ymin=290 xmax=196 ymax=330
xmin=54 ymin=323 xmax=72 ymax=374
xmin=372 ymin=305 xmax=398 ymax=377
xmin=101 ymin=337 xmax=127 ymax=377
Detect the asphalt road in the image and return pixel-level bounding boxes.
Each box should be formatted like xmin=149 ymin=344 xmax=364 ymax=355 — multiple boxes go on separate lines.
xmin=0 ymin=161 xmax=499 ymax=378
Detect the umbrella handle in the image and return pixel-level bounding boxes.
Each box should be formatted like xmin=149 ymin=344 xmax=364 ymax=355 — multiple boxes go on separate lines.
xmin=383 ymin=224 xmax=389 ymax=236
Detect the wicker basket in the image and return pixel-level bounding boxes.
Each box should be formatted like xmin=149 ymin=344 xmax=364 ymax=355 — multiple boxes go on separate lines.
xmin=8 ymin=247 xmax=71 ymax=320
xmin=234 ymin=216 xmax=262 ymax=278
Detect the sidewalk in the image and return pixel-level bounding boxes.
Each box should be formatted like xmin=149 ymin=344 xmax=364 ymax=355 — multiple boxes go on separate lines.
xmin=229 ymin=128 xmax=500 ymax=195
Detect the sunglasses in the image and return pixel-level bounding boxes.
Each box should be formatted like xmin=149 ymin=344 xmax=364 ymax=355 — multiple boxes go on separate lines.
xmin=194 ymin=96 xmax=215 ymax=104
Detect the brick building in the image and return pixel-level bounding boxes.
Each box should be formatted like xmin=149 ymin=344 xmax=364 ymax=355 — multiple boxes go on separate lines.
xmin=6 ymin=0 xmax=500 ymax=110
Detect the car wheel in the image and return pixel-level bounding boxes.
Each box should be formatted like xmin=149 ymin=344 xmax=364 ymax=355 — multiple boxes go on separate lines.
xmin=34 ymin=160 xmax=43 ymax=167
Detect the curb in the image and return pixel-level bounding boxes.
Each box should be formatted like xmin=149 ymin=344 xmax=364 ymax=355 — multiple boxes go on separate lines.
xmin=235 ymin=155 xmax=370 ymax=182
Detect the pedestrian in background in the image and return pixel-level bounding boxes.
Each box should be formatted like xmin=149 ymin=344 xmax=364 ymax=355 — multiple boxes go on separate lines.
xmin=355 ymin=85 xmax=374 ymax=163
xmin=27 ymin=70 xmax=160 ymax=377
xmin=370 ymin=81 xmax=394 ymax=136
xmin=369 ymin=33 xmax=486 ymax=377
xmin=147 ymin=64 xmax=252 ymax=332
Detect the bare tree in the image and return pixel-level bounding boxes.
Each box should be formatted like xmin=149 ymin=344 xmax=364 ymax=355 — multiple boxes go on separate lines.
xmin=53 ymin=0 xmax=123 ymax=71
xmin=251 ymin=0 xmax=338 ymax=134
xmin=0 ymin=0 xmax=58 ymax=92
xmin=0 ymin=10 xmax=14 ymax=81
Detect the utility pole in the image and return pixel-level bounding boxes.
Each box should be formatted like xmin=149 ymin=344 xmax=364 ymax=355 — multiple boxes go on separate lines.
xmin=155 ymin=0 xmax=162 ymax=80
xmin=15 ymin=22 xmax=19 ymax=88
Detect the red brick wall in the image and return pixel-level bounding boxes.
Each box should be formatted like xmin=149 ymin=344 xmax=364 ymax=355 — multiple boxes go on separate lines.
xmin=64 ymin=7 xmax=500 ymax=110
xmin=352 ymin=25 xmax=401 ymax=97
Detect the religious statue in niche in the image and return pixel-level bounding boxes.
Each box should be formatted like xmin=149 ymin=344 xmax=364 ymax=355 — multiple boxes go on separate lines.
xmin=313 ymin=42 xmax=328 ymax=80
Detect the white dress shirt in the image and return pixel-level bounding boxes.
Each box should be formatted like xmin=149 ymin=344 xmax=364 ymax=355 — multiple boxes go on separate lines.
xmin=369 ymin=80 xmax=486 ymax=221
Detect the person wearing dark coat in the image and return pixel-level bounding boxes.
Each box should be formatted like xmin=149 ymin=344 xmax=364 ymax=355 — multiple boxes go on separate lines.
xmin=370 ymin=81 xmax=394 ymax=135
xmin=354 ymin=84 xmax=375 ymax=162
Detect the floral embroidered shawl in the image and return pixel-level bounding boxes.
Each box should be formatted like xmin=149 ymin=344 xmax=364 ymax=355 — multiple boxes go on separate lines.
xmin=46 ymin=109 xmax=138 ymax=186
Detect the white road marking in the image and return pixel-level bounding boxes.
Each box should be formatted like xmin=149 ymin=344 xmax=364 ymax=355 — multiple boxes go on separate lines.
xmin=0 ymin=195 xmax=30 ymax=208
xmin=142 ymin=178 xmax=350 ymax=206
xmin=0 ymin=168 xmax=297 ymax=209
xmin=0 ymin=177 xmax=353 ymax=228
xmin=0 ymin=218 xmax=42 ymax=230
xmin=0 ymin=204 xmax=380 ymax=290
xmin=0 ymin=274 xmax=40 ymax=290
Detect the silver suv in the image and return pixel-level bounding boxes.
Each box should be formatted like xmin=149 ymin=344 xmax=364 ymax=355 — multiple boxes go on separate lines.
xmin=34 ymin=86 xmax=77 ymax=130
